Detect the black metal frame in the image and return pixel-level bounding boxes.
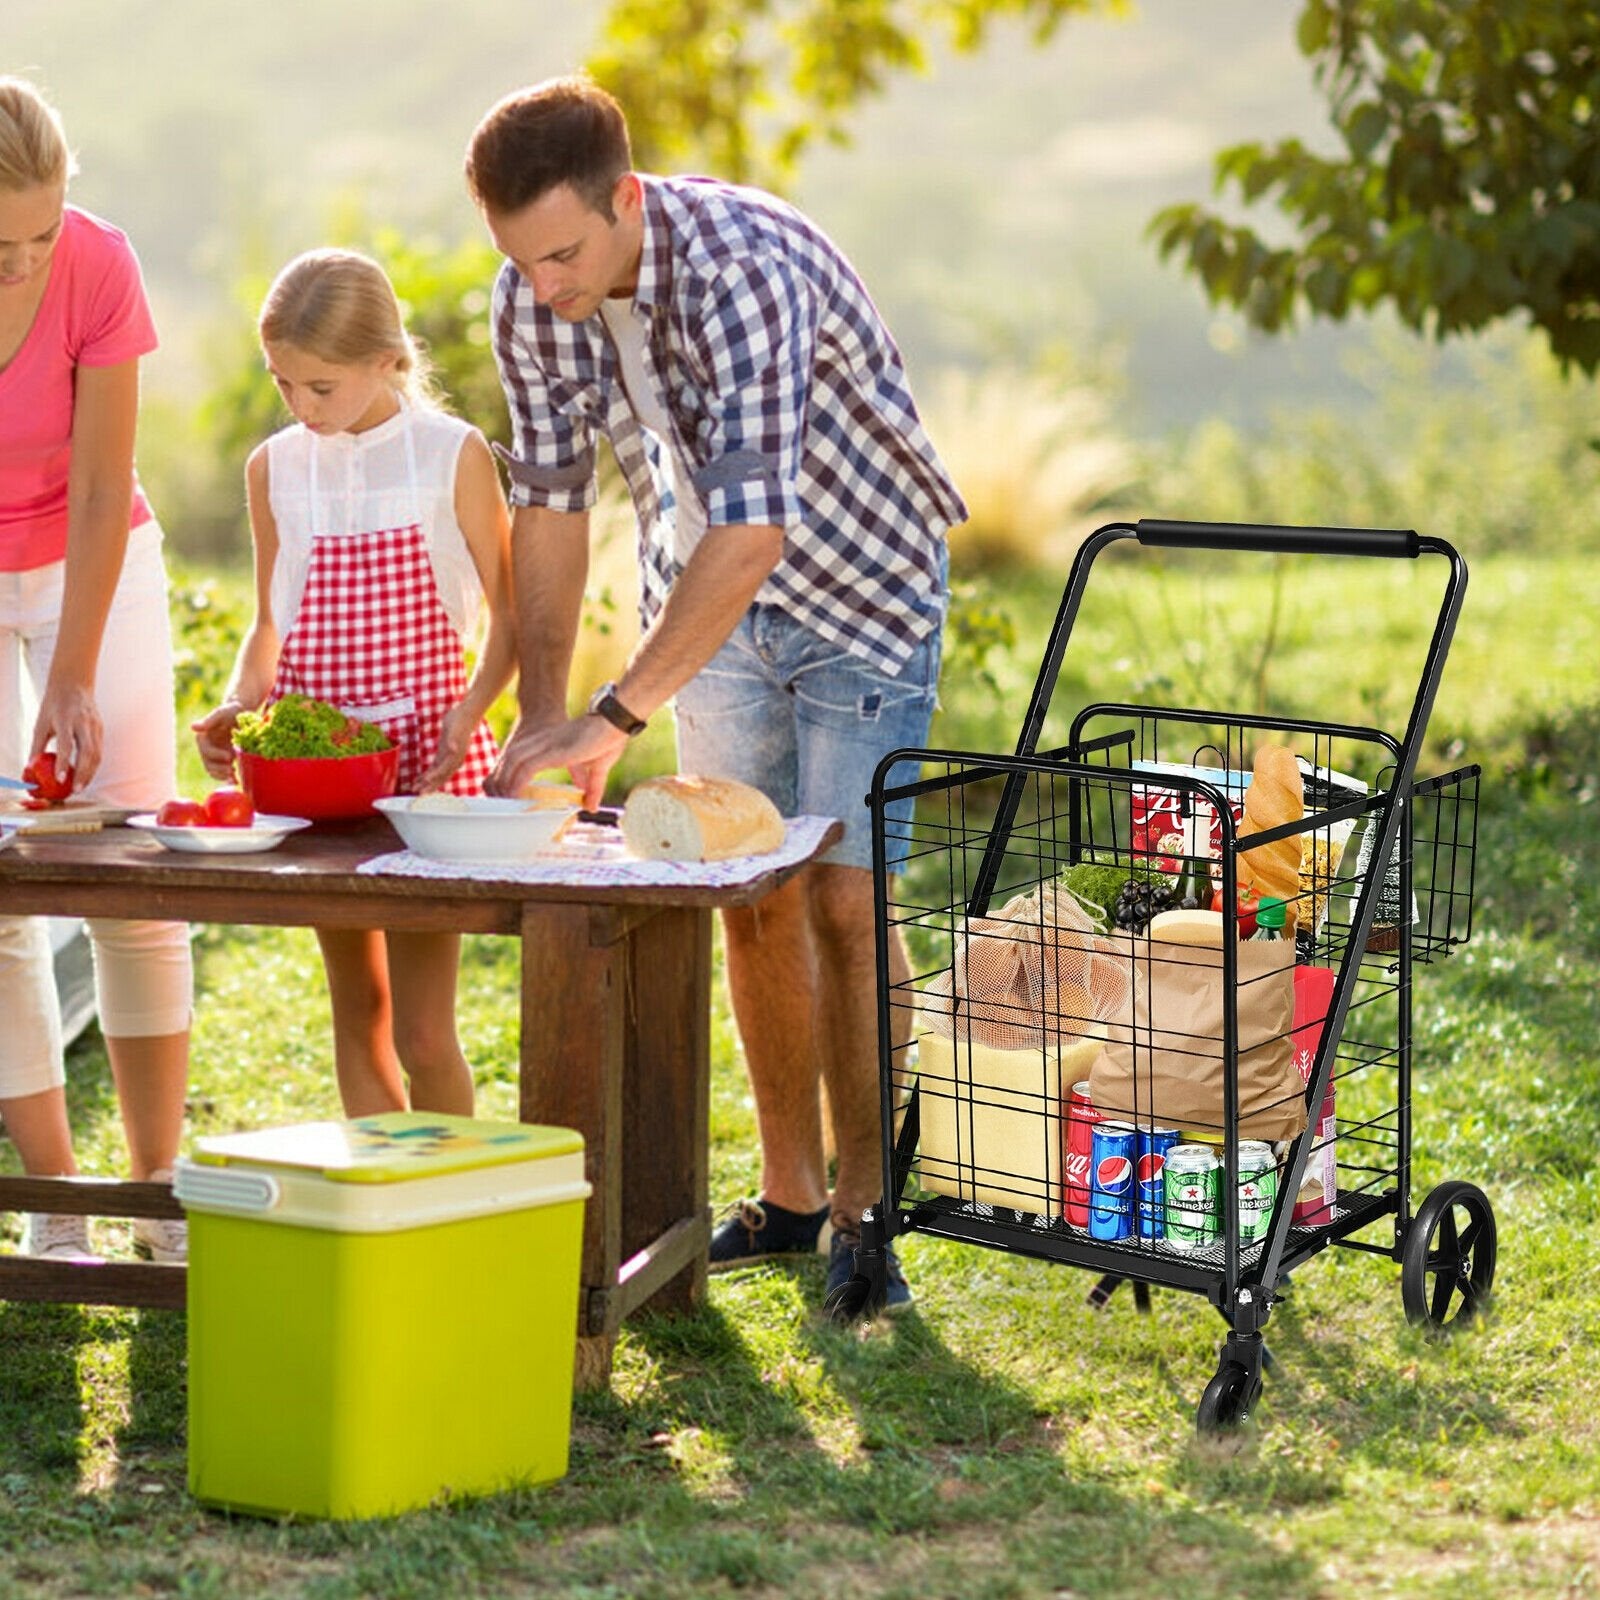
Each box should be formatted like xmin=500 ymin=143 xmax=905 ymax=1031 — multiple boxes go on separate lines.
xmin=845 ymin=519 xmax=1480 ymax=1418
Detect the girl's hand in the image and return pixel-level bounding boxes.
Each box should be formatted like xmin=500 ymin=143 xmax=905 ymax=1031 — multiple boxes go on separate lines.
xmin=31 ymin=681 xmax=102 ymax=791
xmin=192 ymin=703 xmax=245 ymax=782
xmin=417 ymin=701 xmax=476 ymax=793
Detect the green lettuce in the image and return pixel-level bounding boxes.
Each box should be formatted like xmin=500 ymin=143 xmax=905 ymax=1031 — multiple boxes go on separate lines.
xmin=233 ymin=695 xmax=392 ymax=759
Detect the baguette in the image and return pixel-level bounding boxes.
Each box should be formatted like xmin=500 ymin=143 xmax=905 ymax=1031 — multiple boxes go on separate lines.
xmin=622 ymin=775 xmax=785 ymax=862
xmin=1237 ymin=744 xmax=1304 ymax=924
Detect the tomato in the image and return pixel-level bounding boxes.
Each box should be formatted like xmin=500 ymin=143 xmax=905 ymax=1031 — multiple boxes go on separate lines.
xmin=23 ymin=751 xmax=74 ymax=803
xmin=203 ymin=787 xmax=256 ymax=828
xmin=156 ymin=798 xmax=208 ymax=827
xmin=1211 ymin=884 xmax=1261 ymax=939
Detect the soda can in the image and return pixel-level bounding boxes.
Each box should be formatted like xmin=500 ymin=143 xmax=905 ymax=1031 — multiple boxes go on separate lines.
xmin=1237 ymin=1140 xmax=1280 ymax=1244
xmin=1063 ymin=1079 xmax=1102 ymax=1229
xmin=1164 ymin=1143 xmax=1221 ymax=1251
xmin=1088 ymin=1122 xmax=1136 ymax=1241
xmin=1135 ymin=1125 xmax=1181 ymax=1239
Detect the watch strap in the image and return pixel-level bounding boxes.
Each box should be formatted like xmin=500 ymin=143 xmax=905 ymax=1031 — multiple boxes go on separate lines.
xmin=590 ymin=683 xmax=647 ymax=737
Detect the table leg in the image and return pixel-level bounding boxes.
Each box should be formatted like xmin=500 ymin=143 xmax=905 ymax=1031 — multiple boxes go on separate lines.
xmin=517 ymin=902 xmax=714 ymax=1386
xmin=519 ymin=904 xmax=625 ymax=1369
xmin=619 ymin=905 xmax=711 ymax=1318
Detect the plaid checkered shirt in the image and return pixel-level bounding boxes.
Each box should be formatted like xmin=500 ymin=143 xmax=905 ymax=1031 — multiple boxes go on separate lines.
xmin=491 ymin=174 xmax=967 ymax=676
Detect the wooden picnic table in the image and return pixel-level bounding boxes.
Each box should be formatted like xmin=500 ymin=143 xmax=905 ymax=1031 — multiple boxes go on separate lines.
xmin=0 ymin=813 xmax=838 ymax=1384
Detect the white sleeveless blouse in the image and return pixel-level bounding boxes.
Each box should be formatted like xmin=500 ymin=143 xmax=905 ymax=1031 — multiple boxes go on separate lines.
xmin=264 ymin=403 xmax=484 ymax=640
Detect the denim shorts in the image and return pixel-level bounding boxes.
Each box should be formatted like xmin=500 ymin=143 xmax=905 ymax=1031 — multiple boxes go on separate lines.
xmin=675 ymin=607 xmax=942 ymax=872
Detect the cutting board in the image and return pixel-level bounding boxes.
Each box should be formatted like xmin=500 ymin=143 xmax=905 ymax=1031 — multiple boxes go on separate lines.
xmin=0 ymin=797 xmax=142 ymax=834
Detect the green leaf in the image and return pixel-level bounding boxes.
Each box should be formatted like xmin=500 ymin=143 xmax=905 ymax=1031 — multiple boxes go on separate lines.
xmin=1296 ymin=0 xmax=1331 ymax=57
xmin=1344 ymin=99 xmax=1390 ymax=161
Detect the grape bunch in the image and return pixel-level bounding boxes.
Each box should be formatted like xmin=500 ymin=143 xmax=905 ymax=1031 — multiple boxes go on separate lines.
xmin=1112 ymin=877 xmax=1180 ymax=933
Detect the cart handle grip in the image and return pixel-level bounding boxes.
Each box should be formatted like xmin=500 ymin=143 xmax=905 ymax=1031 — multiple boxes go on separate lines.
xmin=1137 ymin=519 xmax=1420 ymax=558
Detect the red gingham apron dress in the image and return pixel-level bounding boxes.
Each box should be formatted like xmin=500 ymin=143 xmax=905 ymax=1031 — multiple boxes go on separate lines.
xmin=271 ymin=413 xmax=498 ymax=795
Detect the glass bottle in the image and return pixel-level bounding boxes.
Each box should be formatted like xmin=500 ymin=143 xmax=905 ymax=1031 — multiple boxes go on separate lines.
xmin=1172 ymin=813 xmax=1213 ymax=911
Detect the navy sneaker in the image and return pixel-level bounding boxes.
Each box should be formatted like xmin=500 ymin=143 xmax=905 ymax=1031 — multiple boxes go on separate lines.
xmin=709 ymin=1198 xmax=831 ymax=1270
xmin=825 ymin=1224 xmax=913 ymax=1316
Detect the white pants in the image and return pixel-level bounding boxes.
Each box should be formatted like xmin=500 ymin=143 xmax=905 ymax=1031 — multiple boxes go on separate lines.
xmin=0 ymin=521 xmax=193 ymax=1098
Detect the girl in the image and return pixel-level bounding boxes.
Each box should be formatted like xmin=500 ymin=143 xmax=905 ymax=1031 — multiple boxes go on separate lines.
xmin=194 ymin=249 xmax=516 ymax=1118
xmin=0 ymin=78 xmax=192 ymax=1263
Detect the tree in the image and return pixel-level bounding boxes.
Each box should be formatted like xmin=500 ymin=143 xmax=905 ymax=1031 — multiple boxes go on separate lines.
xmin=1149 ymin=0 xmax=1600 ymax=374
xmin=590 ymin=0 xmax=1125 ymax=184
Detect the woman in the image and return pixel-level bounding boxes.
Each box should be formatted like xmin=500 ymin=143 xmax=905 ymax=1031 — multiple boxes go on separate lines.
xmin=0 ymin=76 xmax=191 ymax=1261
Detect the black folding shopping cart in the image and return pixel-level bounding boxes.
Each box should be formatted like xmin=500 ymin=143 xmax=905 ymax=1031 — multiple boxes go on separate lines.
xmin=825 ymin=520 xmax=1495 ymax=1433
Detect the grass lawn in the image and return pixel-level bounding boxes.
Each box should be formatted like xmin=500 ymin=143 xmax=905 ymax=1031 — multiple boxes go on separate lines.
xmin=1 ymin=548 xmax=1596 ymax=1598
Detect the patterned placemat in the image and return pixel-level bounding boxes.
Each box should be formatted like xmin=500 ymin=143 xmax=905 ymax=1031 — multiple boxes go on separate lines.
xmin=354 ymin=814 xmax=838 ymax=888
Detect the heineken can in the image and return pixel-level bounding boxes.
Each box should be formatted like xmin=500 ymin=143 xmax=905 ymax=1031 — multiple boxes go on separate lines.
xmin=1164 ymin=1143 xmax=1221 ymax=1250
xmin=1237 ymin=1140 xmax=1279 ymax=1244
xmin=1136 ymin=1125 xmax=1181 ymax=1239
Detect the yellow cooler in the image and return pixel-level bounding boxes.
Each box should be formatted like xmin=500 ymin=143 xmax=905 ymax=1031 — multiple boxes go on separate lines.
xmin=176 ymin=1112 xmax=590 ymax=1520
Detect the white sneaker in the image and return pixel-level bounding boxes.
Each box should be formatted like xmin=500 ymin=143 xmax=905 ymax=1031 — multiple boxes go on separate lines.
xmin=132 ymin=1215 xmax=187 ymax=1265
xmin=23 ymin=1212 xmax=101 ymax=1262
xmin=134 ymin=1168 xmax=188 ymax=1264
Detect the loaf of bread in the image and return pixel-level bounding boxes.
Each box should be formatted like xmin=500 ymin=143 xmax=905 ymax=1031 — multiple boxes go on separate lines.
xmin=622 ymin=775 xmax=785 ymax=861
xmin=1238 ymin=744 xmax=1304 ymax=924
xmin=519 ymin=782 xmax=585 ymax=811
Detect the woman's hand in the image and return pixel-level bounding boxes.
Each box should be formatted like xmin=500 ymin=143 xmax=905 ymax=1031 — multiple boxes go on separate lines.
xmin=30 ymin=680 xmax=102 ymax=791
xmin=191 ymin=702 xmax=245 ymax=783
xmin=416 ymin=700 xmax=476 ymax=793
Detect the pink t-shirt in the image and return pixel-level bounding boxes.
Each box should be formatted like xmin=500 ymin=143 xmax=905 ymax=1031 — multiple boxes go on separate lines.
xmin=0 ymin=205 xmax=157 ymax=572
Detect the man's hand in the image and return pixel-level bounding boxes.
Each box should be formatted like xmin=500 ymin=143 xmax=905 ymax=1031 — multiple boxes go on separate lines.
xmin=486 ymin=713 xmax=627 ymax=808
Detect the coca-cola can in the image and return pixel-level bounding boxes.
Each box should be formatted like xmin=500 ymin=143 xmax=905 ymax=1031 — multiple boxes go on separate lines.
xmin=1063 ymin=1079 xmax=1102 ymax=1229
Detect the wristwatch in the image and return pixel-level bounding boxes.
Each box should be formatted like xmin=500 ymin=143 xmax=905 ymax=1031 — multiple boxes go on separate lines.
xmin=587 ymin=681 xmax=647 ymax=737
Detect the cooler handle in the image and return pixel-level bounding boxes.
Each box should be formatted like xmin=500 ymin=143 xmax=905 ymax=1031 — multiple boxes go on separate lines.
xmin=173 ymin=1159 xmax=282 ymax=1215
xmin=1137 ymin=519 xmax=1420 ymax=559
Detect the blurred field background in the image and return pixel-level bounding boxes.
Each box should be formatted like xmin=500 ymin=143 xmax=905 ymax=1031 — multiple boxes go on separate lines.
xmin=2 ymin=1 xmax=1598 ymax=1595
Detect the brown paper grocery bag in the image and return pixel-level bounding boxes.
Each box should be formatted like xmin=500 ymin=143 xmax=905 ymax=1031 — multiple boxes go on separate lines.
xmin=1089 ymin=936 xmax=1305 ymax=1141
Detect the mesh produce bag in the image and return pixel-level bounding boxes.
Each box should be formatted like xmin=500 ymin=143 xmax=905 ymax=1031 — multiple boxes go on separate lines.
xmin=919 ymin=882 xmax=1132 ymax=1050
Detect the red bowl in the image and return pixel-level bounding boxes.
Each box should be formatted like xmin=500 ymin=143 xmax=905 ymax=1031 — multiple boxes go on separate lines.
xmin=237 ymin=747 xmax=400 ymax=822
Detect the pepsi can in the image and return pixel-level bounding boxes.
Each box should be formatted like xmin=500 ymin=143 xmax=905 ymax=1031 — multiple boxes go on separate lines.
xmin=1089 ymin=1122 xmax=1136 ymax=1241
xmin=1135 ymin=1125 xmax=1181 ymax=1239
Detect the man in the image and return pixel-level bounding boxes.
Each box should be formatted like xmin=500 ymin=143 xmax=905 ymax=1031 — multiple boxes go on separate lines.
xmin=465 ymin=76 xmax=965 ymax=1312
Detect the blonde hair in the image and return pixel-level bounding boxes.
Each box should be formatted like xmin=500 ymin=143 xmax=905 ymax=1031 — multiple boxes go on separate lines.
xmin=0 ymin=76 xmax=76 ymax=190
xmin=259 ymin=249 xmax=439 ymax=407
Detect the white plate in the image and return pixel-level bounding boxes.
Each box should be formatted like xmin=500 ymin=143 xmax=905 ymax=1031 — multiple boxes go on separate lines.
xmin=126 ymin=813 xmax=313 ymax=854
xmin=374 ymin=795 xmax=577 ymax=863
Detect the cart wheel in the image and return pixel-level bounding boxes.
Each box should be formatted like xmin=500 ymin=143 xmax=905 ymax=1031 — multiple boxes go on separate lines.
xmin=1401 ymin=1180 xmax=1497 ymax=1337
xmin=823 ymin=1272 xmax=880 ymax=1326
xmin=1196 ymin=1360 xmax=1260 ymax=1434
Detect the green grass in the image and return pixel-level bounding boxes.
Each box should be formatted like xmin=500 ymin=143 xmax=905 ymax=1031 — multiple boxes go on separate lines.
xmin=2 ymin=555 xmax=1597 ymax=1597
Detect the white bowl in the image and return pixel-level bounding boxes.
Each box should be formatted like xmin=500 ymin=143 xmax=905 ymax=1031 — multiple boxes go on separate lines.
xmin=127 ymin=813 xmax=312 ymax=854
xmin=374 ymin=795 xmax=577 ymax=863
